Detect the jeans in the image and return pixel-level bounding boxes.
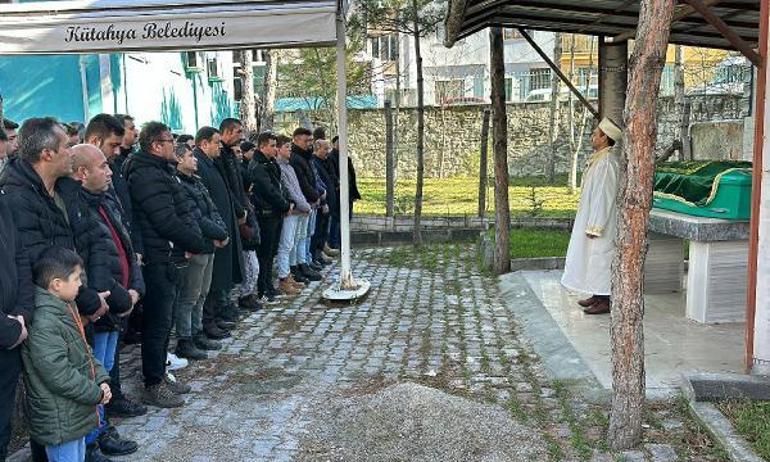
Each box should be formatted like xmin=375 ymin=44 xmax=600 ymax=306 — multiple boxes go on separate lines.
xmin=304 ymin=209 xmax=317 ymax=264
xmin=174 ymin=253 xmax=214 ymax=339
xmin=256 ymin=215 xmax=282 ymax=297
xmin=141 ymin=263 xmax=178 ymax=387
xmin=291 ymin=214 xmax=309 ymax=266
xmin=240 ymin=251 xmax=259 ymax=296
xmin=0 ymin=349 xmax=20 ymax=460
xmin=86 ymin=331 xmax=119 ymax=445
xmin=45 ymin=437 xmax=85 ymax=462
xmin=276 ymin=215 xmax=299 ymax=279
xmin=109 ymin=329 xmax=124 ymax=400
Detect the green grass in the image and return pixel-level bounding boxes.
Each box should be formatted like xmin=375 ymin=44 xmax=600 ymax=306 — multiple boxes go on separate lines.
xmin=717 ymin=400 xmax=770 ymax=460
xmin=509 ymin=228 xmax=571 ymax=259
xmin=356 ymin=177 xmax=579 ymax=218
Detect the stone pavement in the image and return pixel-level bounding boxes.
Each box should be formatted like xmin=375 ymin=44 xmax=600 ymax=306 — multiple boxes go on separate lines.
xmin=78 ymin=245 xmax=726 ymax=461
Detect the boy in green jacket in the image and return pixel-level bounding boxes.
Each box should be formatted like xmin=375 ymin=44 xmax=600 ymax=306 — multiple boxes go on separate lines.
xmin=22 ymin=247 xmax=112 ymax=462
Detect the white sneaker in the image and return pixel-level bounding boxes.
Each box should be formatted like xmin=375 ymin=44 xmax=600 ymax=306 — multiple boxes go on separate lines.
xmin=166 ymin=352 xmax=188 ymax=371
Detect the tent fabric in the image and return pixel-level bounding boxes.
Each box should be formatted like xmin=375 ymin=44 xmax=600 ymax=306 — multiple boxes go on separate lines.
xmin=0 ymin=0 xmax=337 ymax=54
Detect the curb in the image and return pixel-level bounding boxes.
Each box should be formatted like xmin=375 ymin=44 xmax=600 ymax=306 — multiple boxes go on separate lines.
xmin=509 ymin=256 xmax=565 ymax=272
xmin=682 ymin=376 xmax=765 ymax=462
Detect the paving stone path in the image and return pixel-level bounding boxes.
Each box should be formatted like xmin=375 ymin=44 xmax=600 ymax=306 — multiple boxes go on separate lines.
xmin=96 ymin=245 xmax=726 ymax=461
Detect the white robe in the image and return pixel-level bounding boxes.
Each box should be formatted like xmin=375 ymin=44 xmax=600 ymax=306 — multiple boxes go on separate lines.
xmin=561 ymin=146 xmax=621 ymax=296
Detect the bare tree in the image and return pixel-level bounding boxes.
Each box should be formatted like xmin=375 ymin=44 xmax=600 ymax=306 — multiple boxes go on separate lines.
xmin=568 ymin=36 xmax=596 ymax=194
xmin=261 ymin=49 xmax=278 ymax=132
xmin=490 ymin=27 xmax=510 ymax=274
xmin=547 ymin=33 xmax=563 ymax=184
xmin=608 ymin=0 xmax=676 ymax=450
xmin=236 ymin=50 xmax=258 ymax=134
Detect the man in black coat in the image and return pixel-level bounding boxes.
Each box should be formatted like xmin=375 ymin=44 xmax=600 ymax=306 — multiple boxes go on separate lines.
xmin=310 ymin=139 xmax=336 ymax=264
xmin=125 ymin=121 xmax=207 ymax=409
xmin=193 ymin=127 xmax=244 ymax=339
xmin=329 ymin=135 xmax=361 ymax=242
xmin=248 ymin=132 xmax=292 ymax=301
xmin=0 ymin=191 xmax=33 ymax=462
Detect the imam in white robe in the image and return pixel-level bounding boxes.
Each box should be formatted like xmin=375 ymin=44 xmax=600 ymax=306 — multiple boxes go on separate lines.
xmin=561 ymin=146 xmax=621 ymax=296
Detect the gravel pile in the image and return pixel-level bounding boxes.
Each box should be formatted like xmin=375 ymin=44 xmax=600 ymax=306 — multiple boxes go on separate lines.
xmin=298 ymin=382 xmax=547 ymax=462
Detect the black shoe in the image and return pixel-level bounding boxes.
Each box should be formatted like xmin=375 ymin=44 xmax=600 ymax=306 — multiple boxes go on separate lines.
xmin=86 ymin=444 xmax=113 ymax=462
xmin=238 ymin=294 xmax=261 ymax=311
xmin=204 ymin=323 xmax=231 ymax=340
xmin=104 ymin=396 xmax=147 ymax=418
xmin=291 ymin=266 xmax=309 ymax=283
xmin=193 ymin=333 xmax=222 ymax=351
xmin=220 ymin=304 xmax=240 ymax=323
xmin=216 ymin=319 xmax=236 ymax=330
xmin=175 ymin=338 xmax=207 ymax=360
xmin=266 ymin=286 xmax=282 ymax=299
xmin=97 ymin=431 xmax=138 ymax=456
xmin=300 ymin=264 xmax=322 ymax=281
xmin=309 ymin=261 xmax=323 ymax=271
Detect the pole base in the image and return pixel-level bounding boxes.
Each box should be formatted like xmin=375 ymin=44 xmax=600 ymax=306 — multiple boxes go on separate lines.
xmin=322 ymin=279 xmax=371 ymax=302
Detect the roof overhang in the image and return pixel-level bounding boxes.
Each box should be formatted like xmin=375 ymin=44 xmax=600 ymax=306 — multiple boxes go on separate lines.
xmin=444 ymin=0 xmax=762 ymax=51
xmin=0 ymin=0 xmax=341 ymax=55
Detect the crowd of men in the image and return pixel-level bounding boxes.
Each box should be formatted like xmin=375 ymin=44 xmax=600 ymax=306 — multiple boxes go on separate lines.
xmin=0 ymin=113 xmax=361 ymax=462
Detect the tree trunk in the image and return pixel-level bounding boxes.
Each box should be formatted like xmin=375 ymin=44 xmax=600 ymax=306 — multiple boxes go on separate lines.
xmin=238 ymin=50 xmax=258 ymax=135
xmin=490 ymin=27 xmax=510 ymax=274
xmin=479 ymin=108 xmax=490 ymax=218
xmin=568 ymin=35 xmax=576 ymax=150
xmin=412 ymin=0 xmax=425 ymax=246
xmin=608 ymin=0 xmax=675 ymax=450
xmin=385 ymin=100 xmax=395 ymax=217
xmin=673 ymin=45 xmax=686 ymax=161
xmin=394 ymin=45 xmax=401 ymax=183
xmin=261 ymin=50 xmax=278 ymax=132
xmin=547 ymin=33 xmax=563 ymax=184
xmin=569 ymin=37 xmax=596 ymax=194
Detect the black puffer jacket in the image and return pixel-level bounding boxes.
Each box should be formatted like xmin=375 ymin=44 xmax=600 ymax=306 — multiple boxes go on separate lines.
xmin=110 ymin=147 xmax=144 ymax=256
xmin=249 ymin=151 xmax=291 ymax=218
xmin=313 ymin=156 xmax=339 ymax=218
xmin=59 ymin=178 xmax=145 ymax=332
xmin=0 ymin=158 xmax=101 ymax=315
xmin=176 ymin=171 xmax=229 ymax=254
xmin=0 ymin=190 xmax=34 ymax=348
xmin=290 ymin=144 xmax=320 ymax=204
xmin=124 ymin=151 xmax=207 ymax=265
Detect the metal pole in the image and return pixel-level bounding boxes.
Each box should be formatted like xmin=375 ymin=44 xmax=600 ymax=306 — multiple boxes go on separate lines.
xmin=336 ymin=3 xmax=354 ymax=289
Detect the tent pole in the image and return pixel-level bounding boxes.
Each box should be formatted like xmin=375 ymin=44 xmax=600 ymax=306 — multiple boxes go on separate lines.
xmin=336 ymin=2 xmax=354 ymax=290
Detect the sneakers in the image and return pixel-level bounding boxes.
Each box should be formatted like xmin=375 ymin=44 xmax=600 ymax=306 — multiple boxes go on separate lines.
xmin=142 ymin=381 xmax=184 ymax=408
xmin=104 ymin=396 xmax=147 ymax=418
xmin=175 ymin=338 xmax=207 ymax=360
xmin=323 ymin=244 xmax=340 ymax=257
xmin=259 ymin=294 xmax=279 ymax=305
xmin=287 ymin=274 xmax=305 ymax=289
xmin=166 ymin=352 xmax=188 ymax=371
xmin=238 ymin=294 xmax=263 ymax=312
xmin=309 ymin=261 xmax=323 ymax=272
xmin=216 ymin=319 xmax=237 ymax=330
xmin=194 ymin=333 xmax=222 ymax=351
xmin=290 ymin=266 xmax=309 ymax=283
xmin=164 ymin=372 xmax=192 ymax=394
xmin=279 ymin=278 xmax=301 ymax=296
xmin=300 ymin=263 xmax=322 ymax=281
xmin=97 ymin=430 xmax=138 ymax=456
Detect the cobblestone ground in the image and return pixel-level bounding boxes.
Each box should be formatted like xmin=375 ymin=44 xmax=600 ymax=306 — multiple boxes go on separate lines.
xmin=106 ymin=244 xmax=727 ymax=462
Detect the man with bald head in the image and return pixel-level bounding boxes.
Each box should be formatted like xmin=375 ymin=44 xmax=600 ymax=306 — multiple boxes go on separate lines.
xmin=60 ymin=144 xmax=143 ymax=460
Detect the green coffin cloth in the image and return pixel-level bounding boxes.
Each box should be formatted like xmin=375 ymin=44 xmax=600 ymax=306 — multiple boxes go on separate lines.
xmin=653 ymin=160 xmax=752 ymax=206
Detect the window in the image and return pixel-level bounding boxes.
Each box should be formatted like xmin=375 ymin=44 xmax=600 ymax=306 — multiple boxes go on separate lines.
xmin=184 ymin=51 xmax=202 ymax=71
xmin=233 ymin=77 xmax=243 ymax=101
xmin=503 ymin=28 xmax=527 ymax=40
xmin=435 ymin=80 xmax=464 ymax=105
xmin=207 ymin=57 xmax=223 ymax=82
xmin=529 ymin=69 xmax=551 ymax=92
xmin=369 ymin=34 xmax=399 ymax=62
xmin=251 ymin=50 xmax=266 ymax=63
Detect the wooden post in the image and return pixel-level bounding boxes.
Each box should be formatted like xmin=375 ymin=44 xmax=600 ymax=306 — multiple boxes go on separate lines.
xmin=385 ymin=100 xmax=395 ymax=218
xmin=490 ymin=27 xmax=511 ymax=274
xmin=478 ymin=108 xmax=490 ymax=218
xmin=609 ymin=0 xmax=676 ymax=450
xmin=412 ymin=0 xmax=425 ymax=245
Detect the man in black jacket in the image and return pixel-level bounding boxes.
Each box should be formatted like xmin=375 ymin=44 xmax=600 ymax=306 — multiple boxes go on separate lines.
xmin=66 ymin=145 xmax=142 ymax=460
xmin=125 ymin=121 xmax=208 ymax=409
xmin=311 ymin=139 xmax=336 ymax=265
xmin=328 ymin=135 xmax=361 ymax=244
xmin=249 ymin=132 xmax=292 ymax=301
xmin=193 ymin=127 xmax=243 ymax=339
xmin=289 ymin=128 xmax=322 ymax=282
xmin=0 ymin=117 xmax=109 ymax=462
xmin=0 ymin=191 xmax=33 ymax=462
xmin=174 ymin=144 xmax=229 ymax=358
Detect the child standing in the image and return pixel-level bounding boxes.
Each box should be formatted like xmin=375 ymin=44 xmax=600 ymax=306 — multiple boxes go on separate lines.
xmin=22 ymin=247 xmax=112 ymax=462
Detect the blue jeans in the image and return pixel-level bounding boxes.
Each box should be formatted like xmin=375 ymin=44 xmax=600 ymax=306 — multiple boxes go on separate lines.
xmin=293 ymin=215 xmax=309 ymax=265
xmin=304 ymin=209 xmax=317 ymax=264
xmin=46 ymin=437 xmax=85 ymax=462
xmin=86 ymin=331 xmax=118 ymax=445
xmin=276 ymin=215 xmax=299 ymax=279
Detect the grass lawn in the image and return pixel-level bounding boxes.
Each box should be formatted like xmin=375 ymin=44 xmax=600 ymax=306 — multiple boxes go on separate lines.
xmin=356 ymin=177 xmax=579 ymax=218
xmin=509 ymin=228 xmax=571 ymax=259
xmin=716 ymin=401 xmax=770 ymax=460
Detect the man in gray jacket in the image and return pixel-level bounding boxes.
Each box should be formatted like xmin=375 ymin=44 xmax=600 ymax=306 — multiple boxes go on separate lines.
xmin=275 ymin=135 xmax=311 ymax=294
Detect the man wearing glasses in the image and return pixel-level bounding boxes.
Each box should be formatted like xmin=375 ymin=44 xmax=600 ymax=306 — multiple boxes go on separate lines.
xmin=124 ymin=122 xmax=207 ymax=409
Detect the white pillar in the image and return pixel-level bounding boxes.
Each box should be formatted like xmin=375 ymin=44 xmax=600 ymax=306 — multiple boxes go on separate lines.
xmin=751 ymin=18 xmax=770 ymax=373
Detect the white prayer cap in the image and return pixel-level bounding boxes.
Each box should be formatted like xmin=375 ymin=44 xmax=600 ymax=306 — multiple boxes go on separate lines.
xmin=598 ymin=117 xmax=622 ymax=143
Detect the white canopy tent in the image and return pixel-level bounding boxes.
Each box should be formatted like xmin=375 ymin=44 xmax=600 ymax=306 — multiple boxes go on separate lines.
xmin=0 ymin=0 xmax=369 ymax=298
